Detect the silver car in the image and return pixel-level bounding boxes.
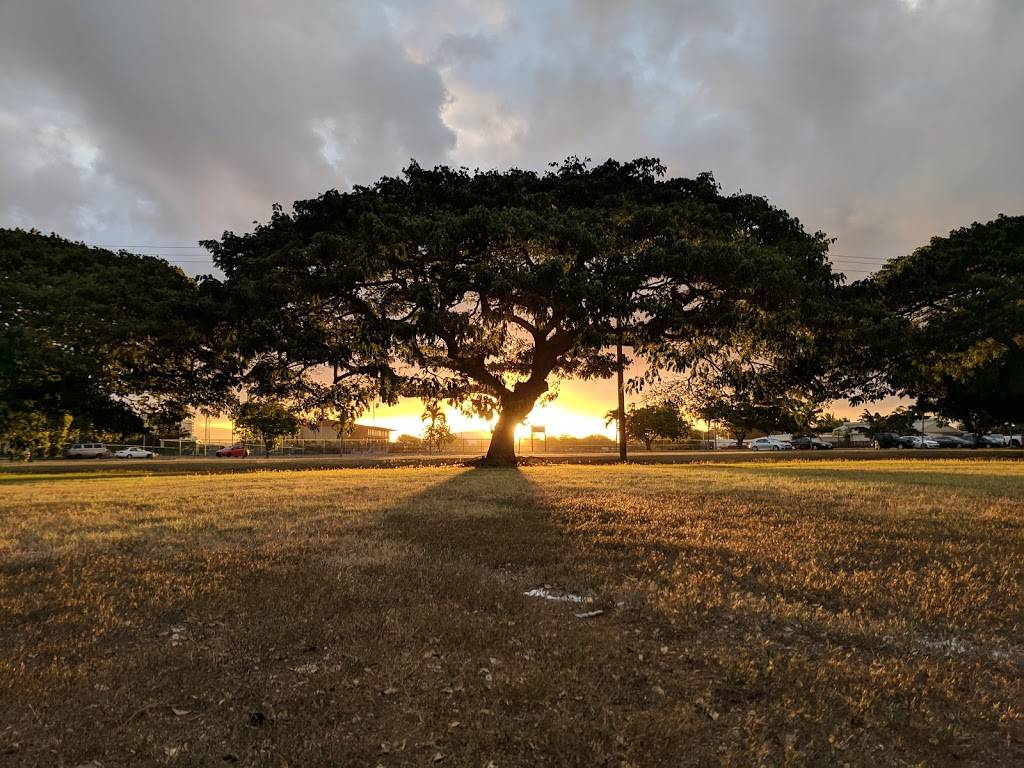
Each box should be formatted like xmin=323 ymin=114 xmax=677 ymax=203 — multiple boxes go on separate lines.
xmin=749 ymin=437 xmax=789 ymax=451
xmin=64 ymin=443 xmax=110 ymax=458
xmin=112 ymin=446 xmax=156 ymax=459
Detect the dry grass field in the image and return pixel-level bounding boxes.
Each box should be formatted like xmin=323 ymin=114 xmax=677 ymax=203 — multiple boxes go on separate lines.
xmin=1 ymin=460 xmax=1021 ymax=767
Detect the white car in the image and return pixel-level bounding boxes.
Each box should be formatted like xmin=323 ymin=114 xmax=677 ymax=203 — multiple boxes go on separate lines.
xmin=64 ymin=443 xmax=110 ymax=459
xmin=749 ymin=437 xmax=789 ymax=451
xmin=902 ymin=436 xmax=940 ymax=449
xmin=113 ymin=446 xmax=156 ymax=459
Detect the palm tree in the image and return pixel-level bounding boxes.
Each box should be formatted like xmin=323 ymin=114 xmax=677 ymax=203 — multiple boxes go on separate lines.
xmin=420 ymin=399 xmax=452 ymax=454
xmin=421 ymin=400 xmax=445 ymax=430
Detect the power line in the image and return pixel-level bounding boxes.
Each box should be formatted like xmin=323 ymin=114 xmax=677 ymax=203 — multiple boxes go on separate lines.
xmin=831 ymin=257 xmax=897 ymax=266
xmin=94 ymin=244 xmax=207 ymax=249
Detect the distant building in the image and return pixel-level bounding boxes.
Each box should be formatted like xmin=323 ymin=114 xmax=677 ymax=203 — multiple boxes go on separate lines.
xmin=348 ymin=423 xmax=394 ymax=442
xmin=838 ymin=418 xmax=963 ymax=436
xmin=297 ymin=419 xmax=393 ymax=445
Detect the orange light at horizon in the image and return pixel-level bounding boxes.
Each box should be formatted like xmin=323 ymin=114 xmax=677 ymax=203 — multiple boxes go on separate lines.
xmin=370 ymin=396 xmax=617 ymax=441
xmin=196 ymin=373 xmax=883 ymax=444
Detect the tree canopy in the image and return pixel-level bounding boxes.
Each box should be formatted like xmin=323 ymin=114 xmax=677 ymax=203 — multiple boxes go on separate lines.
xmin=4 ymin=176 xmax=1019 ymax=461
xmin=205 ymin=158 xmax=839 ymax=464
xmin=608 ymin=402 xmax=690 ymax=450
xmin=862 ymin=215 xmax=1024 ymax=436
xmin=680 ymin=362 xmax=793 ymax=446
xmin=856 ymin=407 xmax=923 ymax=436
xmin=232 ymin=400 xmax=302 ymax=455
xmin=0 ymin=229 xmax=231 ymax=452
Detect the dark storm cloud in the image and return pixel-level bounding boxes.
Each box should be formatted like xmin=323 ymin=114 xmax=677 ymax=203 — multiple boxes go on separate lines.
xmin=1 ymin=0 xmax=1021 ymax=277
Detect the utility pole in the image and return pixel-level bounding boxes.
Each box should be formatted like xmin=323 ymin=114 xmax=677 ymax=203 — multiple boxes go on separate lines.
xmin=616 ymin=326 xmax=627 ymax=462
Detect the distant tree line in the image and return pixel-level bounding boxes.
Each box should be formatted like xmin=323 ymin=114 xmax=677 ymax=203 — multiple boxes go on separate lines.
xmin=2 ymin=159 xmax=1020 ymax=461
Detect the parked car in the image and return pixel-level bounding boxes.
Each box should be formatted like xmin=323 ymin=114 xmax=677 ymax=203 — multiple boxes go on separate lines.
xmin=871 ymin=432 xmax=902 ymax=449
xmin=791 ymin=437 xmax=834 ymax=450
xmin=983 ymin=433 xmax=1013 ymax=446
xmin=749 ymin=437 xmax=790 ymax=451
xmin=928 ymin=434 xmax=974 ymax=448
xmin=958 ymin=434 xmax=1001 ymax=448
xmin=64 ymin=443 xmax=110 ymax=459
xmin=900 ymin=435 xmax=940 ymax=449
xmin=112 ymin=446 xmax=156 ymax=459
xmin=215 ymin=444 xmax=249 ymax=458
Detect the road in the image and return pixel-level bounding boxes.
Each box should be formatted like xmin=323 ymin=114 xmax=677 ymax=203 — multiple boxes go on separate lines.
xmin=3 ymin=447 xmax=1023 ymax=476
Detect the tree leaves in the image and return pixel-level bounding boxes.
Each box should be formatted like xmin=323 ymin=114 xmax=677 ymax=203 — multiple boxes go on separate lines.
xmin=208 ymin=158 xmax=839 ymax=462
xmin=0 ymin=229 xmax=234 ymax=446
xmin=863 ymin=215 xmax=1024 ymax=433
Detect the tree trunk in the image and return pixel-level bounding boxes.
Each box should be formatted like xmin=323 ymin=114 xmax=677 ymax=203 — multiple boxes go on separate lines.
xmin=482 ymin=399 xmax=533 ymax=466
xmin=616 ymin=330 xmax=627 ymax=462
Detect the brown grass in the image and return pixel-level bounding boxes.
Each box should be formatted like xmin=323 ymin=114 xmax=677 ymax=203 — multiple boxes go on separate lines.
xmin=1 ymin=460 xmax=1021 ymax=766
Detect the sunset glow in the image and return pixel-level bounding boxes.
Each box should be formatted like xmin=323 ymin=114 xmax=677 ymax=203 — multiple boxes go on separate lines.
xmin=194 ymin=372 xmax=886 ymax=444
xmin=371 ymin=377 xmax=620 ymax=439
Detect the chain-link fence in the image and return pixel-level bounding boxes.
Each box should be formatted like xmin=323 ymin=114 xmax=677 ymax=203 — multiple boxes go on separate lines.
xmin=154 ymin=438 xmax=391 ymax=457
xmin=47 ymin=434 xmax=877 ymax=460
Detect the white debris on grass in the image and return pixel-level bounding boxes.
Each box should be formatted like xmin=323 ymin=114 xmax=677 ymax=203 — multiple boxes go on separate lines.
xmin=912 ymin=635 xmax=1016 ymax=661
xmin=574 ymin=609 xmax=605 ymax=619
xmin=524 ymin=585 xmax=595 ymax=604
xmin=164 ymin=624 xmax=189 ymax=646
xmin=916 ymin=636 xmax=972 ymax=656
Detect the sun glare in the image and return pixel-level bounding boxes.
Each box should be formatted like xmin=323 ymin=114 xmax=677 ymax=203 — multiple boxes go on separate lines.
xmin=366 ymin=377 xmax=621 ymax=440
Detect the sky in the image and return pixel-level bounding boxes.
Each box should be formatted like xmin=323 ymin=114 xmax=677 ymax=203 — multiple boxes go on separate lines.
xmin=2 ymin=0 xmax=1022 ymax=439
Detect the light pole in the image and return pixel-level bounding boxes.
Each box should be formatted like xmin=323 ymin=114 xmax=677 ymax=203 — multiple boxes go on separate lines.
xmin=616 ymin=326 xmax=627 ymax=462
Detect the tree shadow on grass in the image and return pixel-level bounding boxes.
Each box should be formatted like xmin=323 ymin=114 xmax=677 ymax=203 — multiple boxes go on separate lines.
xmin=374 ymin=466 xmax=593 ymax=611
xmin=382 ymin=467 xmax=559 ymax=561
xmin=366 ymin=465 xmax=749 ymax=765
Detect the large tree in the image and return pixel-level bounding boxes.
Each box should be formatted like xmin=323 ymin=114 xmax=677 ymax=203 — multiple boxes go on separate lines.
xmin=681 ymin=362 xmax=796 ymax=447
xmin=856 ymin=407 xmax=922 ymax=436
xmin=206 ymin=159 xmax=839 ymax=465
xmin=232 ymin=399 xmax=302 ymax=456
xmin=607 ymin=402 xmax=690 ymax=451
xmin=861 ymin=215 xmax=1024 ymax=436
xmin=0 ymin=229 xmax=233 ymax=449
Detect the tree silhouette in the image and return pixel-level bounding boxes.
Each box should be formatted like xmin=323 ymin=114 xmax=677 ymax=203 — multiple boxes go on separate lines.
xmin=206 ymin=158 xmax=838 ymax=465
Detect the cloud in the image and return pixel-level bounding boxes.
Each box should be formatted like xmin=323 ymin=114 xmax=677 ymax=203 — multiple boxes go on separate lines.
xmin=1 ymin=0 xmax=1022 ymax=280
xmin=430 ymin=0 xmax=1023 ymax=274
xmin=0 ymin=0 xmax=455 ymax=267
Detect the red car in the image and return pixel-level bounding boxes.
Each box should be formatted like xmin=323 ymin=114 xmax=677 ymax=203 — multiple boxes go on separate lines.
xmin=215 ymin=444 xmax=249 ymax=458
